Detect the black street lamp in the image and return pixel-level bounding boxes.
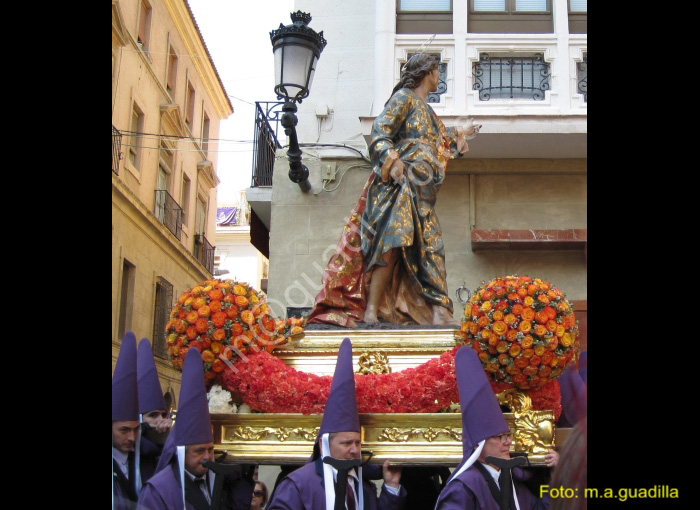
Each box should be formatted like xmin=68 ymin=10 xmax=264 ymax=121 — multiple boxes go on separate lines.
xmin=270 ymin=11 xmax=327 ymax=192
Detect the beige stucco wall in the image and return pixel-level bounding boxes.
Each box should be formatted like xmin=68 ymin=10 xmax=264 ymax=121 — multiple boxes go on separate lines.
xmin=112 ymin=0 xmax=232 ymax=392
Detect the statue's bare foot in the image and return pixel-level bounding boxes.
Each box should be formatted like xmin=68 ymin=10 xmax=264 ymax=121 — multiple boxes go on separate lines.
xmin=432 ymin=305 xmax=460 ymax=327
xmin=363 ymin=305 xmax=379 ymax=324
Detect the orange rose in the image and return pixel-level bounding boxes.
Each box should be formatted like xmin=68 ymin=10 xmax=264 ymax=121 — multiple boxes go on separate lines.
xmin=212 ymin=328 xmax=226 ymax=342
xmin=515 ymin=357 xmax=529 ymax=369
xmin=504 ymin=313 xmax=517 ymax=325
xmin=518 ymin=320 xmax=532 ymax=334
xmin=522 ymin=348 xmax=534 ymax=359
xmin=534 ymin=345 xmax=546 ymax=356
xmin=481 ymin=301 xmax=492 ymax=313
xmin=521 ymin=307 xmax=535 ymax=321
xmin=511 ymin=304 xmax=524 ymax=316
xmin=506 ymin=329 xmax=519 ymax=342
xmin=235 ymin=295 xmax=249 ymax=307
xmin=192 ymin=296 xmax=207 ymax=310
xmin=209 ymin=288 xmax=224 ymax=301
xmin=211 ymin=311 xmax=227 ymax=328
xmin=478 ymin=351 xmax=489 ymax=363
xmin=201 ymin=349 xmax=215 ymax=363
xmin=477 ymin=316 xmax=490 ymax=328
xmin=498 ymin=353 xmax=509 ymax=365
xmin=492 ymin=321 xmax=508 ymax=336
xmin=509 ymin=344 xmax=522 ymax=357
xmin=197 ymin=305 xmax=211 ymax=318
xmin=496 ymin=341 xmax=508 ymax=353
xmin=534 ymin=324 xmax=547 ymax=337
xmin=537 ymin=294 xmax=550 ymax=305
xmin=546 ymin=320 xmax=558 ymax=332
xmin=211 ymin=359 xmax=226 ymax=372
xmin=185 ymin=311 xmax=199 ymax=325
xmin=195 ymin=318 xmax=209 ymax=334
xmin=231 ymin=322 xmax=243 ymax=336
xmin=561 ymin=333 xmax=573 ymax=347
xmin=209 ymin=300 xmax=222 ymax=313
xmin=547 ymin=336 xmax=559 ymax=350
xmin=517 ymin=288 xmax=528 ymax=298
xmin=233 ymin=284 xmax=247 ymax=296
xmin=492 ymin=310 xmax=504 ymax=321
xmin=241 ymin=310 xmax=255 ymax=325
xmin=535 ymin=311 xmax=549 ymax=325
xmin=555 ymin=325 xmax=566 ymax=338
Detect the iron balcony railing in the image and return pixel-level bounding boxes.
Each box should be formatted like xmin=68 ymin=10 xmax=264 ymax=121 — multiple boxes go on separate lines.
xmin=152 ymin=276 xmax=173 ymax=359
xmin=154 ymin=189 xmax=183 ymax=240
xmin=251 ymin=101 xmax=285 ymax=188
xmin=194 ymin=234 xmax=215 ymax=274
xmin=113 ymin=125 xmax=122 ymax=174
xmin=473 ymin=53 xmax=551 ymax=101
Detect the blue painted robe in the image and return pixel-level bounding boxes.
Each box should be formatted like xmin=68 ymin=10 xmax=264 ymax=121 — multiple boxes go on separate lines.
xmin=435 ymin=465 xmax=549 ymax=510
xmin=362 ymin=88 xmax=464 ymax=323
xmin=267 ymin=458 xmax=406 ymax=510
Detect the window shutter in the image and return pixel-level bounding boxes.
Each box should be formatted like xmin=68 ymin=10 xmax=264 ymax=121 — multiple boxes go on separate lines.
xmin=474 ymin=0 xmax=506 ymax=11
xmin=399 ymin=0 xmax=452 ymax=10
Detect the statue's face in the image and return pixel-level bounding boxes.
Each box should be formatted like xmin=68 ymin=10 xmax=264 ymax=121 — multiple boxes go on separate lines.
xmin=329 ymin=431 xmax=362 ymax=460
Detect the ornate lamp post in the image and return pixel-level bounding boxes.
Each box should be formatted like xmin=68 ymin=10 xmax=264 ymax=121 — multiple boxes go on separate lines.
xmin=270 ymin=11 xmax=327 ymax=192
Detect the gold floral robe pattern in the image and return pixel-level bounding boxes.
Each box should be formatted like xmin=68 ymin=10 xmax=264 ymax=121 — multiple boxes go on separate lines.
xmin=308 ymin=88 xmax=462 ymax=326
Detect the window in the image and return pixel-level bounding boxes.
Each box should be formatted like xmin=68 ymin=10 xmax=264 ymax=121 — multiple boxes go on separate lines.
xmin=568 ymin=0 xmax=587 ymax=33
xmin=469 ymin=0 xmax=552 ymax=33
xmin=128 ymin=103 xmax=144 ymax=169
xmin=185 ymin=81 xmax=195 ymax=130
xmin=118 ymin=259 xmax=136 ymax=340
xmin=472 ymin=53 xmax=551 ymax=100
xmin=397 ymin=0 xmax=453 ymax=34
xmin=195 ymin=196 xmax=207 ymax=236
xmin=137 ymin=1 xmax=152 ymax=51
xmin=181 ymin=173 xmax=191 ymax=225
xmin=201 ymin=111 xmax=210 ymax=156
xmin=152 ymin=277 xmax=173 ymax=359
xmin=155 ymin=164 xmax=168 ymax=223
xmin=166 ymin=46 xmax=178 ymax=97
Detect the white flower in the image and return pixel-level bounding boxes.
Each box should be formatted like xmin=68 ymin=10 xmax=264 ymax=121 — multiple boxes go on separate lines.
xmin=207 ymin=384 xmax=237 ymax=414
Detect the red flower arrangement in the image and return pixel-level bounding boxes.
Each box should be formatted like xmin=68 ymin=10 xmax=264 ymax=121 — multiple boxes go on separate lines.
xmin=221 ymin=348 xmax=459 ymax=415
xmin=165 ymin=279 xmax=304 ymax=386
xmin=460 ymin=275 xmax=580 ymax=391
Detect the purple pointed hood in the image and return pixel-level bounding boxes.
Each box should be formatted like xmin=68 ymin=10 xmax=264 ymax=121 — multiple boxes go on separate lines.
xmin=112 ymin=332 xmax=139 ymax=422
xmin=174 ymin=348 xmax=214 ymax=446
xmin=560 ymin=361 xmax=587 ymax=425
xmin=319 ymin=337 xmax=360 ymax=436
xmin=455 ymin=346 xmax=509 ymax=456
xmin=137 ymin=338 xmax=167 ymax=415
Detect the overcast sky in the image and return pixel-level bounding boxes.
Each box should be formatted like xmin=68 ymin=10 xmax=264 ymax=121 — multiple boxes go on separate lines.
xmin=187 ymin=0 xmax=294 ymax=206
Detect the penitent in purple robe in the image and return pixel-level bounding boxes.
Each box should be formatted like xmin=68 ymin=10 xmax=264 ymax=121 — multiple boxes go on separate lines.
xmin=137 ymin=462 xmax=253 ymax=510
xmin=436 ymin=465 xmax=549 ymax=510
xmin=267 ymin=459 xmax=406 ymax=510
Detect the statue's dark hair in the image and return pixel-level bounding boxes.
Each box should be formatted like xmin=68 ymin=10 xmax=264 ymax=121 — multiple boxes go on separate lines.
xmin=385 ymin=53 xmax=439 ymax=105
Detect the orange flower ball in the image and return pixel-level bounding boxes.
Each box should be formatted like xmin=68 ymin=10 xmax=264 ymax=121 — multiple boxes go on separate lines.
xmin=164 ymin=278 xmax=305 ymax=385
xmin=461 ymin=275 xmax=580 ymax=389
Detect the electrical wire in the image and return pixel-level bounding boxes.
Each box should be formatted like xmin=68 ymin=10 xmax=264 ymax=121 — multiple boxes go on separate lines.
xmin=314 ymin=162 xmax=372 ymax=196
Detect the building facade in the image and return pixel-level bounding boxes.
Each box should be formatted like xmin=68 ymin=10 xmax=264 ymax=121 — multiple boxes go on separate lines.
xmin=249 ymin=0 xmax=587 ymax=341
xmin=112 ymin=0 xmax=233 ymax=398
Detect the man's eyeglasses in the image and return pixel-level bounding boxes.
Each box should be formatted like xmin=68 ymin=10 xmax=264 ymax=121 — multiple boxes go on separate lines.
xmin=492 ymin=432 xmax=512 ymax=443
xmin=253 ymin=490 xmax=264 ymax=498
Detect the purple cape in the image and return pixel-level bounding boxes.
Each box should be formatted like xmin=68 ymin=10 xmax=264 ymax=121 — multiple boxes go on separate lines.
xmin=267 ymin=459 xmax=406 ymax=510
xmin=435 ymin=464 xmax=549 ymax=510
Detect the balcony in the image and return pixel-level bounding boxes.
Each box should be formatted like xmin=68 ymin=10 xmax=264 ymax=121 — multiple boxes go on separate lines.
xmin=251 ymin=101 xmax=284 ymax=188
xmin=112 ymin=125 xmax=122 ymax=175
xmin=154 ymin=189 xmax=183 ymax=240
xmin=194 ymin=234 xmax=215 ymax=274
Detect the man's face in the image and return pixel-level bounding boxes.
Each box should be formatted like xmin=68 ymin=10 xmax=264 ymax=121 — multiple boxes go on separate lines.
xmin=185 ymin=442 xmax=215 ymax=478
xmin=112 ymin=421 xmax=141 ymax=453
xmin=478 ymin=432 xmax=512 ymax=467
xmin=142 ymin=410 xmax=167 ymax=427
xmin=328 ymin=431 xmax=361 ymax=460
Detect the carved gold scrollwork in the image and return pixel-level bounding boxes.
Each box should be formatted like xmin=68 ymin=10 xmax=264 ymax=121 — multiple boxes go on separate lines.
xmin=377 ymin=427 xmax=462 ymax=443
xmin=226 ymin=426 xmax=319 ymax=442
xmin=357 ymin=351 xmax=392 ymax=374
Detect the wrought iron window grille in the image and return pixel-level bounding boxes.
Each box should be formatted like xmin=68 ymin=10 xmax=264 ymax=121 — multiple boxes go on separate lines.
xmin=152 ymin=277 xmax=173 ymax=359
xmin=577 ymin=53 xmax=587 ymax=102
xmin=473 ymin=53 xmax=551 ymax=101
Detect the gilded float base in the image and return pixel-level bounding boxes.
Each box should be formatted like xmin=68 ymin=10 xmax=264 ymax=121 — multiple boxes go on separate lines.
xmin=212 ymin=328 xmax=559 ymax=466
